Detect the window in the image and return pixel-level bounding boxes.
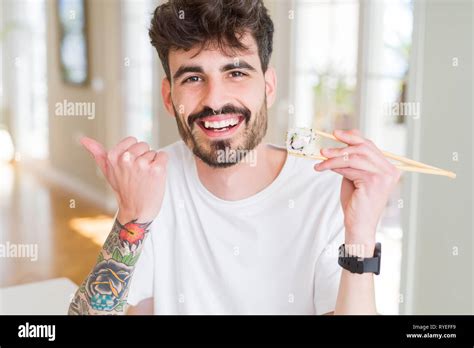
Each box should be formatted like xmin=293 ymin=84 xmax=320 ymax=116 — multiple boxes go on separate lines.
xmin=3 ymin=0 xmax=48 ymax=160
xmin=292 ymin=0 xmax=359 ymax=138
xmin=292 ymin=0 xmax=414 ymax=314
xmin=359 ymin=0 xmax=413 ymax=315
xmin=121 ymin=0 xmax=155 ymax=146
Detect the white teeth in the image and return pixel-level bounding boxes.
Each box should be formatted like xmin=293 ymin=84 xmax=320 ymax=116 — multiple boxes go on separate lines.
xmin=203 ymin=117 xmax=240 ymax=129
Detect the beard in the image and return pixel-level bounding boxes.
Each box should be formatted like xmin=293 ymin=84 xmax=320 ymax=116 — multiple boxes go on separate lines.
xmin=173 ymin=96 xmax=268 ymax=168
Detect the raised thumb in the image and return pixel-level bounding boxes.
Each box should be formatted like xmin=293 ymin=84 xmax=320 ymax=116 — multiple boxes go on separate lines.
xmin=80 ymin=136 xmax=108 ymax=176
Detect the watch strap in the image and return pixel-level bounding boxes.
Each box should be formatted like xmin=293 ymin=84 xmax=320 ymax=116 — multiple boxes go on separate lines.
xmin=338 ymin=242 xmax=381 ymax=275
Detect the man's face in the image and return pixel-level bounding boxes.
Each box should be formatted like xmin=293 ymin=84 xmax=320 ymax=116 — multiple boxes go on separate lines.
xmin=163 ymin=34 xmax=275 ymax=168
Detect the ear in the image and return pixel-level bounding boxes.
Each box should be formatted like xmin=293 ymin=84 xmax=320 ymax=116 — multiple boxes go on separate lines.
xmin=264 ymin=66 xmax=277 ymax=109
xmin=161 ymin=77 xmax=174 ymax=117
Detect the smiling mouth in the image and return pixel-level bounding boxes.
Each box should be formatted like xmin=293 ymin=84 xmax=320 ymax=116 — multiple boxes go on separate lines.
xmin=196 ymin=114 xmax=245 ymax=137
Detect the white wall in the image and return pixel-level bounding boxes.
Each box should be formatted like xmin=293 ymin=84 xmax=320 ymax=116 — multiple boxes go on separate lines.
xmin=401 ymin=0 xmax=473 ymax=314
xmin=46 ymin=0 xmax=123 ymax=211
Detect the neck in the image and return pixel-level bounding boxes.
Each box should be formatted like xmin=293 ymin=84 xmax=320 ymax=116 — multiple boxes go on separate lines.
xmin=195 ymin=143 xmax=287 ymax=201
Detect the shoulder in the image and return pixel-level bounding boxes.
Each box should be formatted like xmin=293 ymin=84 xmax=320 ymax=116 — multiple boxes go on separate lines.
xmin=276 ymin=143 xmax=343 ymax=197
xmin=295 ymin=156 xmax=342 ymax=191
xmin=157 ymin=140 xmax=191 ymax=173
xmin=266 ymin=142 xmax=342 ymax=208
xmin=283 ymin=147 xmax=344 ymax=225
xmin=158 ymin=140 xmax=189 ymax=161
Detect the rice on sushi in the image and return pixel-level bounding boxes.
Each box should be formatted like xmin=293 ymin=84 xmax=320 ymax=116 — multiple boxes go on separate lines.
xmin=286 ymin=127 xmax=318 ymax=156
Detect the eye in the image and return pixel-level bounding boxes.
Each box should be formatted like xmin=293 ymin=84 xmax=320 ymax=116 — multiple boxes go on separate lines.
xmin=183 ymin=76 xmax=202 ymax=84
xmin=229 ymin=71 xmax=247 ymax=78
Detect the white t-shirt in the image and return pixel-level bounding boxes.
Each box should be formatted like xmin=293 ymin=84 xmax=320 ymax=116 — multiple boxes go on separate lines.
xmin=127 ymin=140 xmax=345 ymax=314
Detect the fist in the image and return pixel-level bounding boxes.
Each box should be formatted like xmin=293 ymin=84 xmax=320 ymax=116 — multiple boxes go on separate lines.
xmin=80 ymin=136 xmax=168 ymax=223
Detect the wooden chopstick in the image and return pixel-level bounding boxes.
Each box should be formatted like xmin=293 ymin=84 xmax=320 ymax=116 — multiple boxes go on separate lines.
xmin=312 ymin=130 xmax=456 ymax=178
xmin=396 ymin=165 xmax=456 ymax=178
xmin=287 ymin=151 xmax=457 ymax=179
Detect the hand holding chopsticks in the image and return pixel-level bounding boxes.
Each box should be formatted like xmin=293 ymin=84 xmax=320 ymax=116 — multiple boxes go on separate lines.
xmin=287 ymin=128 xmax=456 ymax=179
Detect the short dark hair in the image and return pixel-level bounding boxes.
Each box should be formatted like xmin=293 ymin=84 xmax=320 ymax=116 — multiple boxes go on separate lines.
xmin=149 ymin=0 xmax=274 ymax=81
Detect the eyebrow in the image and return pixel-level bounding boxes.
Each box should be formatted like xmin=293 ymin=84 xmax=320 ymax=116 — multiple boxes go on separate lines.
xmin=172 ymin=60 xmax=257 ymax=81
xmin=220 ymin=60 xmax=257 ymax=73
xmin=173 ymin=65 xmax=204 ymax=81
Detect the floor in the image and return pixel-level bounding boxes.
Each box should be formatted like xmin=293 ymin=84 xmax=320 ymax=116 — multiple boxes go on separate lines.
xmin=0 ymin=162 xmax=111 ymax=288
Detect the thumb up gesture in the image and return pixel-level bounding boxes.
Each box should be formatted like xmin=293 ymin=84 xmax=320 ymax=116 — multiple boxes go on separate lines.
xmin=80 ymin=136 xmax=168 ymax=224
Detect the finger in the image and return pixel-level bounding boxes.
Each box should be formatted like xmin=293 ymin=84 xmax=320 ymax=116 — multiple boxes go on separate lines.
xmin=333 ymin=129 xmax=366 ymax=146
xmin=347 ymin=129 xmax=362 ymax=137
xmin=344 ymin=129 xmax=382 ymax=154
xmin=140 ymin=150 xmax=157 ymax=162
xmin=150 ymin=151 xmax=168 ymax=175
xmin=108 ymin=136 xmax=138 ymax=163
xmin=136 ymin=150 xmax=157 ymax=169
xmin=320 ymin=146 xmax=360 ymax=159
xmin=314 ymin=154 xmax=379 ymax=173
xmin=321 ymin=144 xmax=390 ymax=171
xmin=80 ymin=137 xmax=108 ymax=175
xmin=127 ymin=142 xmax=150 ymax=158
xmin=332 ymin=167 xmax=366 ymax=182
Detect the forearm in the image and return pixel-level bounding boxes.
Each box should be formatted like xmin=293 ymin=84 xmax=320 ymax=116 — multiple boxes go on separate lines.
xmin=334 ymin=239 xmax=377 ymax=315
xmin=68 ymin=215 xmax=152 ymax=315
xmin=315 ymin=129 xmax=401 ymax=314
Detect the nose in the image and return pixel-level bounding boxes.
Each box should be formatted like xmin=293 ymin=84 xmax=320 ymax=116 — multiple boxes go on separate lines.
xmin=199 ymin=77 xmax=231 ymax=113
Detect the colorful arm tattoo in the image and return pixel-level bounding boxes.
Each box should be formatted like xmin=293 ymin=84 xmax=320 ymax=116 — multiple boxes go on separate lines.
xmin=68 ymin=219 xmax=152 ymax=315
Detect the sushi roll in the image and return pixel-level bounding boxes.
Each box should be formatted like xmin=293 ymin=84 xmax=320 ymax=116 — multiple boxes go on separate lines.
xmin=286 ymin=127 xmax=318 ymax=156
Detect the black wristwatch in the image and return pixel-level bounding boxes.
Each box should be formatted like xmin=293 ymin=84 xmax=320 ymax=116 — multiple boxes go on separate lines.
xmin=338 ymin=242 xmax=381 ymax=275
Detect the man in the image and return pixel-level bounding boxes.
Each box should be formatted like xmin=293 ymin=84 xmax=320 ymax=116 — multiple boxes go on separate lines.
xmin=69 ymin=0 xmax=400 ymax=315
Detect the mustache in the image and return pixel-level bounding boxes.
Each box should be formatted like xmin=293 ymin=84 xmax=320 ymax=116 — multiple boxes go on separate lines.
xmin=187 ymin=104 xmax=251 ymax=127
